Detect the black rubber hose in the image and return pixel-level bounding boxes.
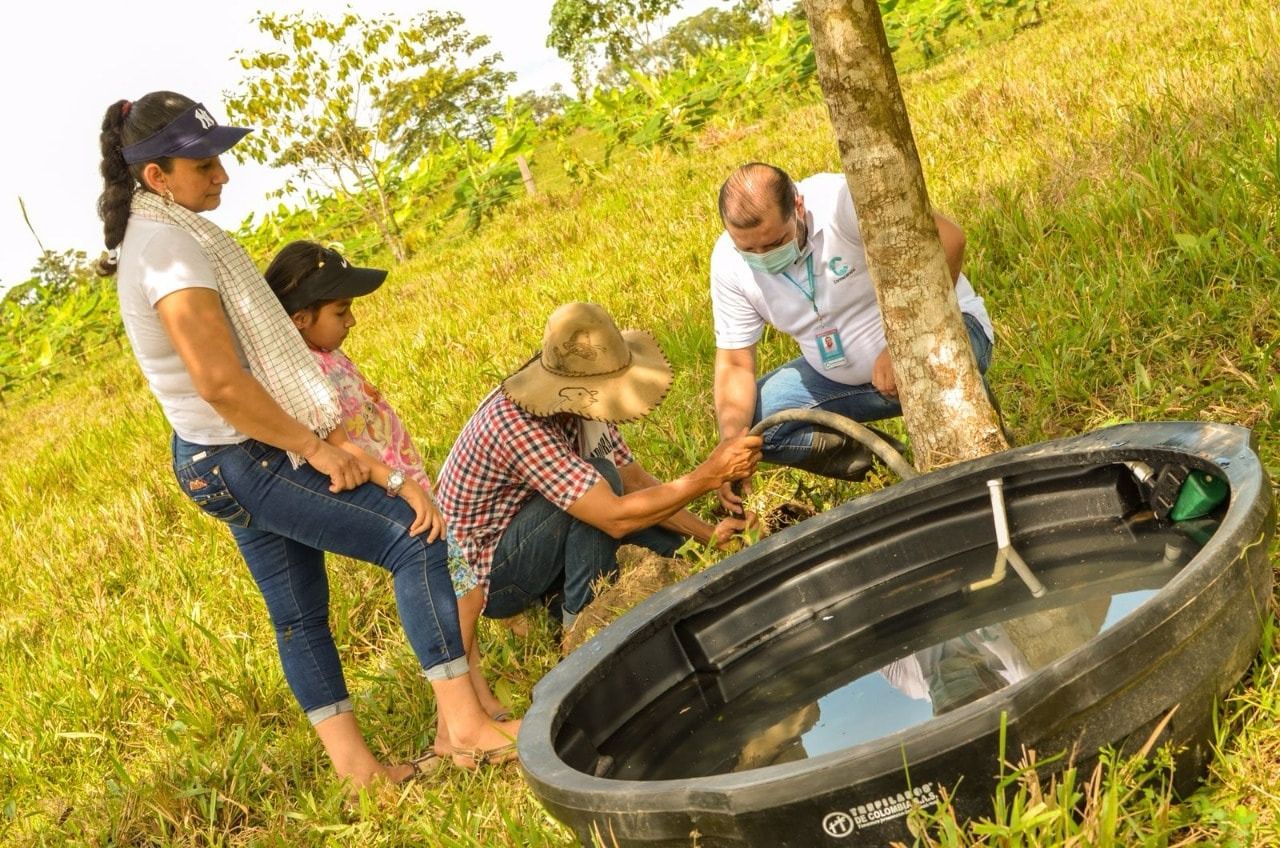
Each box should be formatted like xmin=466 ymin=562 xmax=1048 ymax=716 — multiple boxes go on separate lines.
xmin=750 ymin=409 xmax=920 ymax=481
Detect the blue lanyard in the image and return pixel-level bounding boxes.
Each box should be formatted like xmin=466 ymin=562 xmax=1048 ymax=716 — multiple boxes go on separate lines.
xmin=781 ymin=253 xmax=818 ymax=315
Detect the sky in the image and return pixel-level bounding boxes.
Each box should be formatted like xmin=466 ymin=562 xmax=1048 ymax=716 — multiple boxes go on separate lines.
xmin=0 ymin=0 xmax=718 ymax=292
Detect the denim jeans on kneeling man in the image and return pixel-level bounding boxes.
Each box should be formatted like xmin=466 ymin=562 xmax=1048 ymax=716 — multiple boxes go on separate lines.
xmin=484 ymin=457 xmax=683 ymax=624
xmin=754 ymin=313 xmax=994 ymax=466
xmin=171 ymin=434 xmax=467 ymax=726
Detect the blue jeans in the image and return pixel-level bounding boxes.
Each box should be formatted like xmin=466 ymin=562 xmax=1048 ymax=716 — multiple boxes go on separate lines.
xmin=171 ymin=434 xmax=467 ymax=725
xmin=484 ymin=458 xmax=683 ymax=622
xmin=755 ymin=313 xmax=994 ymax=465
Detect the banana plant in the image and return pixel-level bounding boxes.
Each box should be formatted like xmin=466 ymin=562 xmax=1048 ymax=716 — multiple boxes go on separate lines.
xmin=447 ymin=103 xmax=537 ymax=232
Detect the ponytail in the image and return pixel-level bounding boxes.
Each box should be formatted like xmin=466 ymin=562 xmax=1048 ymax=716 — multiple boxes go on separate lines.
xmin=96 ymin=100 xmax=133 ymax=276
xmin=94 ymin=91 xmax=196 ymax=276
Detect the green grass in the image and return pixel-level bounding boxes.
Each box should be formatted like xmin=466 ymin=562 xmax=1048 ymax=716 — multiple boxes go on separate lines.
xmin=3 ymin=0 xmax=1279 ymax=844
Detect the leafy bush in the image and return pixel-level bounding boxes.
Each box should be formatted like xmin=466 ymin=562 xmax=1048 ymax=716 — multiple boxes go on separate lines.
xmin=0 ymin=251 xmax=121 ymax=403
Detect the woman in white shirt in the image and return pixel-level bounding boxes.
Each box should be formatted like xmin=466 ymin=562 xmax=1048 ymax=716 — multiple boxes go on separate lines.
xmin=96 ymin=90 xmax=518 ymax=789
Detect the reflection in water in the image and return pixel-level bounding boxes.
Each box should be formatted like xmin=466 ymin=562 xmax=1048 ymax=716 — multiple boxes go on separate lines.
xmin=734 ymin=701 xmax=822 ymax=772
xmin=607 ymin=517 xmax=1208 ymax=781
xmin=885 ymin=623 xmax=1034 ymax=715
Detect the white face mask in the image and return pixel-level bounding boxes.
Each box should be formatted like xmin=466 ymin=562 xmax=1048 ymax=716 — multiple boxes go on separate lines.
xmin=736 ymin=215 xmax=805 ymax=274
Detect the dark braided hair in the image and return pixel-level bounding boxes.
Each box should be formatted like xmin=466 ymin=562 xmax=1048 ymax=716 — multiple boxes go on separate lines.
xmin=96 ymin=91 xmax=196 ymax=276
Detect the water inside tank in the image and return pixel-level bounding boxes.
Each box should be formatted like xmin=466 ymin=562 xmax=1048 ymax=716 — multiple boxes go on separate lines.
xmin=603 ymin=515 xmax=1212 ymax=780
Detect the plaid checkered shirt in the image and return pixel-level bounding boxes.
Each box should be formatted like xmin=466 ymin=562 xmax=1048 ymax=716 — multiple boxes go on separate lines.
xmin=435 ymin=390 xmax=633 ymax=595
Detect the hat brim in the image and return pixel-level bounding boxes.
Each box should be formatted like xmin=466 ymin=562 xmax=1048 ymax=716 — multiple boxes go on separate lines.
xmin=171 ymin=126 xmax=253 ymax=159
xmin=501 ymin=329 xmax=673 ymax=423
xmin=316 ymin=265 xmax=387 ymax=301
xmin=278 ymin=263 xmax=387 ymax=314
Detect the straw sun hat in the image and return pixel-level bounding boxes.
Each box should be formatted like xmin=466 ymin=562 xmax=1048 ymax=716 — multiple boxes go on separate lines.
xmin=501 ymin=302 xmax=673 ymax=423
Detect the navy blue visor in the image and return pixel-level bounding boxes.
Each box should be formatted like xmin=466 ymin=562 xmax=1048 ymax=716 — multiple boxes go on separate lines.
xmin=121 ymin=103 xmax=252 ymax=165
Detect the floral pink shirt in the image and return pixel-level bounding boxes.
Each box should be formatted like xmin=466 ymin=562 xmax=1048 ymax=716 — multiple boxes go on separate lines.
xmin=312 ymin=349 xmax=431 ymax=489
xmin=313 ymin=348 xmax=477 ymax=597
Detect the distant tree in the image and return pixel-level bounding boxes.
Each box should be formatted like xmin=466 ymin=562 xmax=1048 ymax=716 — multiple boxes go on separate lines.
xmin=596 ymin=0 xmax=772 ymax=87
xmin=2 ymin=250 xmax=93 ymax=310
xmin=512 ymin=84 xmax=572 ymax=128
xmin=657 ymin=0 xmax=772 ymax=59
xmin=378 ymin=29 xmax=514 ymax=156
xmin=547 ymin=0 xmax=683 ymax=93
xmin=225 ymin=10 xmax=512 ymax=262
xmin=1 ymin=248 xmax=118 ymax=399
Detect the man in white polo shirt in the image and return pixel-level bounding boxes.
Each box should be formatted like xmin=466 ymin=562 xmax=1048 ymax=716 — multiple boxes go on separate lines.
xmin=711 ymin=162 xmax=994 ymax=509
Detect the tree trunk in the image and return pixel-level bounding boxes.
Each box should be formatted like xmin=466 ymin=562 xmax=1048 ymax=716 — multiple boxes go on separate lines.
xmin=328 ymin=168 xmax=408 ymax=264
xmin=365 ymin=174 xmax=408 ymax=264
xmin=802 ymin=0 xmax=1007 ymax=471
xmin=368 ymin=200 xmax=408 ymax=264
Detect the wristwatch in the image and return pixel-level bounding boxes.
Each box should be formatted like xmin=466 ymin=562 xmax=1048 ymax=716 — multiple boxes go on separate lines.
xmin=386 ymin=468 xmax=406 ymax=498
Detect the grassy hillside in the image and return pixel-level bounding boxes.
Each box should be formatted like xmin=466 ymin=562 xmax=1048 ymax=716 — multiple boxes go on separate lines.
xmin=2 ymin=0 xmax=1278 ymax=844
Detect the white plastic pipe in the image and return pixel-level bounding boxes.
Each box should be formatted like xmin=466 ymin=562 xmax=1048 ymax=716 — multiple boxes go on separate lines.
xmin=969 ymin=479 xmax=1047 ymax=597
xmin=988 ymin=479 xmax=1013 ymax=548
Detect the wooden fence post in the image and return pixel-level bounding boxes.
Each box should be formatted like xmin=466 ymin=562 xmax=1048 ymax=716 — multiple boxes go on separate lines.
xmin=517 ymin=155 xmax=537 ymax=196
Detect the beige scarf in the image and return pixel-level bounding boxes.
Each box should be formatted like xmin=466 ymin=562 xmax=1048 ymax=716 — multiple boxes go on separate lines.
xmin=131 ymin=191 xmax=341 ymax=466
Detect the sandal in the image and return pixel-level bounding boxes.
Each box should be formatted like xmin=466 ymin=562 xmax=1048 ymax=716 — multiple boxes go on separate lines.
xmin=447 ymin=740 xmax=519 ymax=770
xmin=397 ymin=751 xmax=445 ymax=782
xmin=434 ymin=724 xmax=521 ymax=770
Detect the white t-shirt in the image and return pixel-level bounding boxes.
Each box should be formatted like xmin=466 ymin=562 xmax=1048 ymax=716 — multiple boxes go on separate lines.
xmin=116 ymin=218 xmax=248 ymax=445
xmin=710 ymin=173 xmax=993 ymax=386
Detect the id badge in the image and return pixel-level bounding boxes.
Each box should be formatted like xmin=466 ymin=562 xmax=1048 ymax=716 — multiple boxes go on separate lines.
xmin=815 ymin=327 xmax=848 ymax=369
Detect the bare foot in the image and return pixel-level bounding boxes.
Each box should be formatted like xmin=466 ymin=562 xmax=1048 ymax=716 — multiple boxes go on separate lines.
xmin=344 ymin=753 xmax=444 ymax=799
xmin=336 ymin=761 xmax=389 ymax=789
xmin=337 ymin=763 xmax=401 ymax=804
xmin=384 ymin=762 xmax=415 ymax=783
xmin=502 ymin=613 xmax=530 ymax=638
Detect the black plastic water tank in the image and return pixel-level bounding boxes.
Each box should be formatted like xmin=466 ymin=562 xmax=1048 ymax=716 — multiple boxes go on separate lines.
xmin=518 ymin=422 xmax=1274 ymax=847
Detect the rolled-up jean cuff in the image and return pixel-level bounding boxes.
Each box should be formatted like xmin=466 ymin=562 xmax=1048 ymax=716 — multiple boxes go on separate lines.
xmin=306 ymin=697 xmax=354 ymax=726
xmin=423 ymin=655 xmax=470 ymax=682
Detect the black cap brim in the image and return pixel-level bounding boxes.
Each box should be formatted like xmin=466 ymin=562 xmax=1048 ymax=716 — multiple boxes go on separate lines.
xmin=279 ymin=258 xmax=388 ymax=314
xmin=318 ymin=265 xmax=388 ymax=301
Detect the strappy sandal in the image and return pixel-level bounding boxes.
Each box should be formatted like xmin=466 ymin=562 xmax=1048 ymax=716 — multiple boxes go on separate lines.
xmin=397 ymin=751 xmax=445 ymax=782
xmin=434 ymin=725 xmax=521 ymax=770
xmin=448 ymin=740 xmax=519 ymax=770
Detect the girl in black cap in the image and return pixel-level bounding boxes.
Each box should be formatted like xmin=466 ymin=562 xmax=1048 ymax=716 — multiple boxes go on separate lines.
xmin=96 ymin=91 xmax=519 ymax=790
xmin=266 ymin=239 xmax=514 ymax=732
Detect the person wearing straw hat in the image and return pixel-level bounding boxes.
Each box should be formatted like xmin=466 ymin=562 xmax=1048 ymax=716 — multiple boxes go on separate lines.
xmin=435 ymin=302 xmax=762 ymax=632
